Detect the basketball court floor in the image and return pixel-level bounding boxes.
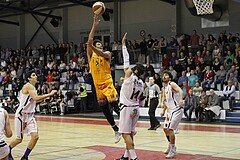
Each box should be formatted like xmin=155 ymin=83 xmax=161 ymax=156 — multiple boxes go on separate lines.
xmin=6 ymin=114 xmax=240 ymax=160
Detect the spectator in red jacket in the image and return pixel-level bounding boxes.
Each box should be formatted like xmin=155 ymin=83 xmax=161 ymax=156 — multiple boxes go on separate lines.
xmin=181 ymin=80 xmax=191 ymax=99
xmin=202 ymin=66 xmax=215 ymax=90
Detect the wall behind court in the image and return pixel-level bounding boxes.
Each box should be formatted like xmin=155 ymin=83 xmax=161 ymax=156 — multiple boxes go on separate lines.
xmin=0 ymin=0 xmax=240 ymax=49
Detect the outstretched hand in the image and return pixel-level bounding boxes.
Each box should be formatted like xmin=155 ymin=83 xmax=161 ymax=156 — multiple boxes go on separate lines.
xmin=50 ymin=90 xmax=57 ymax=96
xmin=122 ymin=32 xmax=127 ymax=45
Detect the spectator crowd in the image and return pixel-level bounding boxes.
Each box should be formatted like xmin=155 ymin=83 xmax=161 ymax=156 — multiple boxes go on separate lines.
xmin=0 ymin=29 xmax=239 ymax=120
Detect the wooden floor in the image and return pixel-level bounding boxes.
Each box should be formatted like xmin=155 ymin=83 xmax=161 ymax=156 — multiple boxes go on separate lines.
xmin=6 ymin=113 xmax=240 ymax=160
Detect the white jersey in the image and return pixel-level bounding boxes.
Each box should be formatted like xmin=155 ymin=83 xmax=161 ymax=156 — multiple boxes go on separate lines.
xmin=15 ymin=83 xmax=37 ymax=117
xmin=163 ymin=81 xmax=180 ymax=111
xmin=120 ymin=74 xmax=144 ymax=106
xmin=0 ymin=108 xmax=5 ymax=142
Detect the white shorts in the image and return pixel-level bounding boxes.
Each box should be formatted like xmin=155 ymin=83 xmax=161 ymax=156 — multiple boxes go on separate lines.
xmin=119 ymin=105 xmax=139 ymax=134
xmin=0 ymin=142 xmax=9 ymax=159
xmin=163 ymin=107 xmax=183 ymax=130
xmin=15 ymin=115 xmax=38 ymax=139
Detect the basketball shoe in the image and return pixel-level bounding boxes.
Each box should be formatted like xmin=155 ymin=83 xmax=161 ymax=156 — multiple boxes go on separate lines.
xmin=115 ymin=131 xmax=122 ymax=144
xmin=165 ymin=150 xmax=176 ymax=159
xmin=164 ymin=144 xmax=176 ymax=154
xmin=115 ymin=155 xmax=128 ymax=160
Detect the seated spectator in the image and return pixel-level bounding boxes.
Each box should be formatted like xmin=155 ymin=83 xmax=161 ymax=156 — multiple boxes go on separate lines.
xmin=192 ymin=81 xmax=202 ymax=97
xmin=169 ymin=66 xmax=177 ymax=82
xmin=178 ymin=71 xmax=188 ymax=87
xmin=59 ymin=60 xmax=67 ymax=73
xmin=212 ymin=58 xmax=221 ymax=73
xmin=198 ymin=57 xmax=206 ymax=72
xmin=67 ymin=70 xmax=79 ymax=89
xmin=225 ymin=59 xmax=233 ymax=71
xmin=169 ymin=52 xmax=178 ymax=66
xmin=233 ymin=58 xmax=239 ymax=73
xmin=194 ymin=51 xmax=202 ymax=66
xmin=188 ymin=70 xmax=198 ymax=88
xmin=195 ymin=66 xmax=203 ymax=82
xmin=203 ymin=50 xmax=212 ymax=66
xmin=205 ymin=89 xmax=221 ymax=122
xmin=2 ymin=72 xmax=10 ymax=90
xmin=178 ymin=51 xmax=187 ymax=69
xmin=52 ymin=70 xmax=60 ymax=85
xmin=46 ymin=70 xmax=53 ymax=84
xmin=219 ymin=80 xmax=235 ymax=111
xmin=49 ymin=93 xmax=59 ymax=114
xmin=212 ymin=44 xmax=222 ymax=62
xmin=227 ymin=72 xmax=238 ymax=88
xmin=188 ymin=52 xmax=195 ymax=65
xmin=214 ymin=65 xmax=226 ymax=91
xmin=202 ymin=66 xmax=215 ymax=90
xmin=186 ymin=67 xmax=191 ymax=77
xmin=56 ymin=90 xmax=66 ymax=115
xmin=226 ymin=65 xmax=238 ymax=82
xmin=225 ymin=50 xmax=234 ymax=65
xmin=195 ymin=90 xmax=208 ymax=122
xmin=182 ymin=81 xmax=191 ymax=99
xmin=38 ymin=84 xmax=51 ymax=113
xmin=183 ymin=89 xmax=197 ymax=121
xmin=187 ymin=56 xmax=195 ymax=69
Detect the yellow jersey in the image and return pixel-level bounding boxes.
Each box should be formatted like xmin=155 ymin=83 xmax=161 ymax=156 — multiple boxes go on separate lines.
xmin=89 ymin=52 xmax=112 ymax=84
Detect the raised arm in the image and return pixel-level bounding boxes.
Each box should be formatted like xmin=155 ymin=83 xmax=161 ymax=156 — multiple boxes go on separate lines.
xmin=87 ymin=15 xmax=99 ymax=61
xmin=122 ymin=32 xmax=132 ymax=78
xmin=86 ymin=15 xmax=111 ymax=60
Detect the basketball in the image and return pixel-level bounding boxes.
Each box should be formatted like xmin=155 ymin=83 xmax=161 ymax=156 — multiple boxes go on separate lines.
xmin=92 ymin=1 xmax=105 ymax=15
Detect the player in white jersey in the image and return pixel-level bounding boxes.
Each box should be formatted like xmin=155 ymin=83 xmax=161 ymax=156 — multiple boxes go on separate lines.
xmin=0 ymin=108 xmax=12 ymax=160
xmin=8 ymin=71 xmax=57 ymax=160
xmin=160 ymin=71 xmax=184 ymax=159
xmin=115 ymin=33 xmax=144 ymax=160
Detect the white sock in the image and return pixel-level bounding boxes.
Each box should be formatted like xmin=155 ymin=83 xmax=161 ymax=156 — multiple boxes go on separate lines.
xmin=129 ymin=149 xmax=137 ymax=159
xmin=167 ymin=143 xmax=171 ymax=149
xmin=170 ymin=144 xmax=176 ymax=150
xmin=123 ymin=149 xmax=129 ymax=158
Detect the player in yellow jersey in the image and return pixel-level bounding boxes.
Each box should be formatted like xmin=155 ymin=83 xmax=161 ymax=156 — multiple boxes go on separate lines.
xmin=86 ymin=14 xmax=121 ymax=143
